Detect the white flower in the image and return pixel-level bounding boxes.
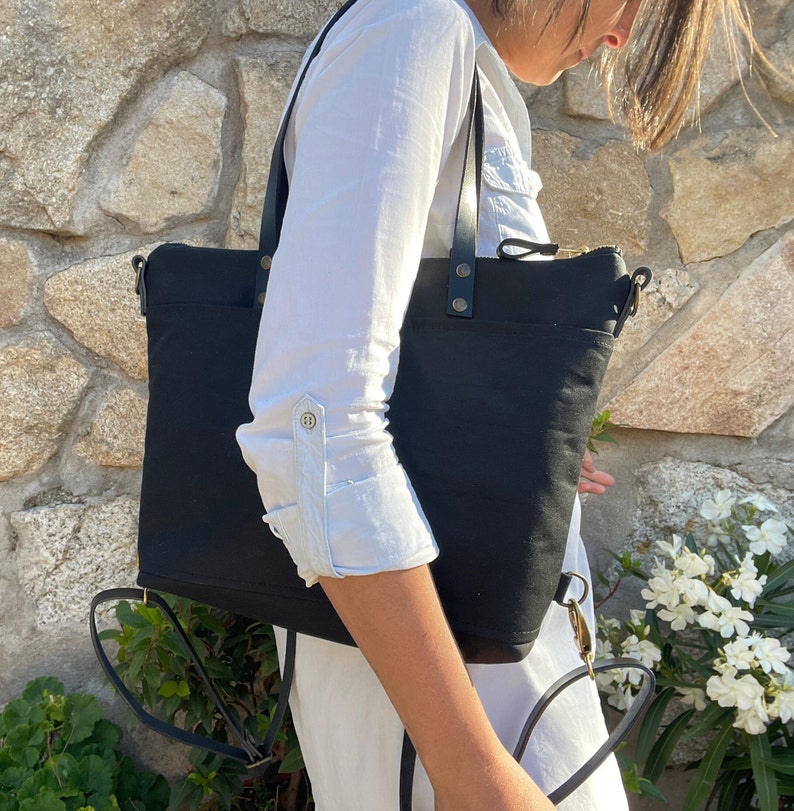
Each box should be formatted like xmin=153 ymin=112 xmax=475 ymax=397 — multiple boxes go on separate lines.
xmin=707 ymin=523 xmax=731 ymax=548
xmin=600 ymin=616 xmax=621 ymax=634
xmin=733 ymin=706 xmax=769 ymax=735
xmin=607 ymin=683 xmax=635 ymax=712
xmin=698 ymin=593 xmax=753 ymax=638
xmin=595 ymin=636 xmax=614 ymax=659
xmin=641 ymin=569 xmax=680 ymax=611
xmin=621 ymin=635 xmax=662 ymax=680
xmin=658 ymin=601 xmax=697 ymax=631
xmin=725 ymin=554 xmax=767 ymax=607
xmin=676 ymin=686 xmax=708 ymax=711
xmin=739 ymin=493 xmax=779 ymax=513
xmin=674 ymin=551 xmax=712 ymax=578
xmin=752 ymin=637 xmax=791 ymax=675
xmin=771 ymin=689 xmax=794 ymax=723
xmin=628 ymin=608 xmax=649 ymax=631
xmin=676 ymin=574 xmax=710 ymax=608
xmin=701 ymin=490 xmax=736 ymax=522
xmin=722 ymin=638 xmax=756 ymax=671
xmin=706 ymin=670 xmax=764 ymax=711
xmin=744 ymin=519 xmax=790 ymax=556
xmin=656 ymin=533 xmax=684 ymax=561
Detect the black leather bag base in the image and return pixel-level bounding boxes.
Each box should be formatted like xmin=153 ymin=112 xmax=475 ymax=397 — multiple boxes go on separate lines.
xmin=136 ymin=242 xmax=628 ymax=663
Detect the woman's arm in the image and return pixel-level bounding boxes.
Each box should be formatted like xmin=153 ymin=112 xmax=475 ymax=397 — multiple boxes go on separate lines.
xmin=320 ymin=566 xmax=555 ymax=810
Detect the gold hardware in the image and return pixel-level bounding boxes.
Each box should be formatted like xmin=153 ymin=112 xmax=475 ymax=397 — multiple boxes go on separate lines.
xmin=562 ymin=572 xmax=594 ymax=679
xmin=555 ymin=246 xmax=590 ymax=257
xmin=451 ymin=297 xmax=468 ymax=313
xmin=142 ymin=588 xmax=149 ymax=606
xmin=260 ymin=255 xmax=272 ymax=270
xmin=566 ymin=598 xmax=595 ymax=680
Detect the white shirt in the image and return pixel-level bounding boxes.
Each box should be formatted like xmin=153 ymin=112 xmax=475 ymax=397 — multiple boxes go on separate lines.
xmin=236 ymin=0 xmax=550 ymax=587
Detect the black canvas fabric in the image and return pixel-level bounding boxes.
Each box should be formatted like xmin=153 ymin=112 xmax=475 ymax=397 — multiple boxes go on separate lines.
xmin=135 ymin=243 xmax=629 ymax=663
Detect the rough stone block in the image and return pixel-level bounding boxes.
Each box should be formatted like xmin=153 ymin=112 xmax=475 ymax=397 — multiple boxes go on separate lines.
xmin=758 ymin=29 xmax=794 ymax=105
xmin=227 ymin=51 xmax=303 ymax=249
xmin=607 ymin=232 xmax=794 ymax=437
xmin=11 ymin=497 xmax=139 ymax=627
xmin=532 ymin=131 xmax=651 ymax=254
xmin=603 ymin=267 xmax=699 ymax=393
xmin=101 ymin=73 xmax=227 ymax=232
xmin=629 ymin=458 xmax=793 ymax=553
xmin=0 ymin=338 xmax=89 ymax=481
xmin=563 ymin=63 xmax=612 ymax=121
xmin=0 ymin=239 xmax=34 ymax=327
xmin=661 ymin=127 xmax=794 ymax=263
xmin=0 ymin=0 xmax=214 ymax=232
xmin=44 ymin=250 xmax=149 ymax=380
xmin=74 ymin=388 xmax=147 ymax=468
xmin=223 ymin=0 xmax=342 ymax=38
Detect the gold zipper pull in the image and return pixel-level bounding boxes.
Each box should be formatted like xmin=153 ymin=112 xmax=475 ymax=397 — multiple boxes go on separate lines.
xmin=555 ymin=246 xmax=591 ymax=257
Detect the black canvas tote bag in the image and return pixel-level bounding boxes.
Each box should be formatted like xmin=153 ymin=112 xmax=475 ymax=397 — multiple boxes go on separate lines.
xmin=97 ymin=0 xmax=651 ymax=665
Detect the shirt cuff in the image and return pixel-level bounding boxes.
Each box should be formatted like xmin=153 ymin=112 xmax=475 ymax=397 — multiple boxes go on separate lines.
xmin=263 ymin=463 xmax=439 ymax=587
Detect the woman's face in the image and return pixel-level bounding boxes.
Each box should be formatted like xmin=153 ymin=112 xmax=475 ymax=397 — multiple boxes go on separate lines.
xmin=476 ymin=0 xmax=641 ymax=85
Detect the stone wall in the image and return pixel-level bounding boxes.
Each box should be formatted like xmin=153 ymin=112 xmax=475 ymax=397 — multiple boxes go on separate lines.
xmin=0 ymin=0 xmax=792 ymax=746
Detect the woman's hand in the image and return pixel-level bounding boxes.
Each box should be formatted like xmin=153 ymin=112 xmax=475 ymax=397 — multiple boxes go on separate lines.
xmin=577 ymin=447 xmax=615 ymax=495
xmin=434 ymin=753 xmax=555 ymax=810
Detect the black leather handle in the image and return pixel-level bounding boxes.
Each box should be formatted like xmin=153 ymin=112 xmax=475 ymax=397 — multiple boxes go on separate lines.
xmin=254 ymin=0 xmax=483 ymax=316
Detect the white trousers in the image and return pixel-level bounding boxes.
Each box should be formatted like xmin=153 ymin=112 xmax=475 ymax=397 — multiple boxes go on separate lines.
xmin=274 ymin=498 xmax=628 ymax=810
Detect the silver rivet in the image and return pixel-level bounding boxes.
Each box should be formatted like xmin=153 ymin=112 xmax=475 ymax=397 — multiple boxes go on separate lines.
xmin=257 ymin=291 xmax=266 ymax=305
xmin=455 ymin=263 xmax=471 ymax=278
xmin=260 ymin=255 xmax=272 ymax=270
xmin=452 ymin=297 xmax=468 ymax=313
xmin=300 ymin=412 xmax=317 ymax=430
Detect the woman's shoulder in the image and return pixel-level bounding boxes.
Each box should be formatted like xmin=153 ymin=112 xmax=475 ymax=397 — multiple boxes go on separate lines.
xmin=332 ymin=0 xmax=474 ymax=51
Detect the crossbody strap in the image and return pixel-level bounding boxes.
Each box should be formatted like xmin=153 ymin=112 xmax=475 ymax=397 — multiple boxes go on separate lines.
xmin=90 ymin=588 xmax=296 ymax=768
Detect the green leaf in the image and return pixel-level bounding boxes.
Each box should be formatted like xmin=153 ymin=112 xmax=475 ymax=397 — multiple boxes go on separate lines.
xmin=21 ymin=679 xmax=65 ymax=704
xmin=114 ymin=601 xmax=151 ymax=630
xmin=17 ymin=768 xmax=60 ymax=802
xmin=749 ymin=734 xmax=778 ymax=811
xmin=278 ymin=746 xmax=305 ymax=775
xmin=753 ymin=599 xmax=794 ymax=618
xmin=82 ymin=720 xmax=121 ymax=750
xmin=682 ymin=719 xmax=733 ymax=811
xmin=2 ymin=701 xmax=43 ymax=733
xmin=635 ymin=689 xmax=674 ymax=766
xmin=682 ymin=704 xmax=734 ymax=743
xmin=642 ymin=709 xmax=695 ymax=784
xmin=0 ymin=765 xmax=30 ymax=791
xmin=637 ymin=778 xmax=667 ymax=802
xmin=761 ymin=748 xmax=794 ymax=775
xmin=761 ymin=558 xmax=794 ymax=595
xmin=72 ymin=755 xmax=113 ymax=800
xmin=60 ymin=696 xmax=103 ymax=747
xmin=19 ymin=788 xmax=67 ymax=811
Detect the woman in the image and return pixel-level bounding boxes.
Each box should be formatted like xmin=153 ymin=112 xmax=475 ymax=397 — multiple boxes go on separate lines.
xmin=236 ymin=0 xmax=753 ymax=807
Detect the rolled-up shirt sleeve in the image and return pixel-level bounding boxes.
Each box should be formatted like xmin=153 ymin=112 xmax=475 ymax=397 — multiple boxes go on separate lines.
xmin=235 ymin=0 xmax=475 ymax=587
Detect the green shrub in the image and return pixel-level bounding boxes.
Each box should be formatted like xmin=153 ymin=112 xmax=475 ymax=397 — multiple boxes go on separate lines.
xmin=0 ymin=676 xmax=169 ymax=811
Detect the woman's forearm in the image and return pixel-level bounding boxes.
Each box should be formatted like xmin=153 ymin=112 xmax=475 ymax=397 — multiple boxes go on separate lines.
xmin=319 ymin=566 xmax=554 ymax=809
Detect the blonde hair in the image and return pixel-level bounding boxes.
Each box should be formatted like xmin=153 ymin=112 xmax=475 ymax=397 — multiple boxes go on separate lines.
xmin=493 ymin=0 xmax=780 ymax=151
